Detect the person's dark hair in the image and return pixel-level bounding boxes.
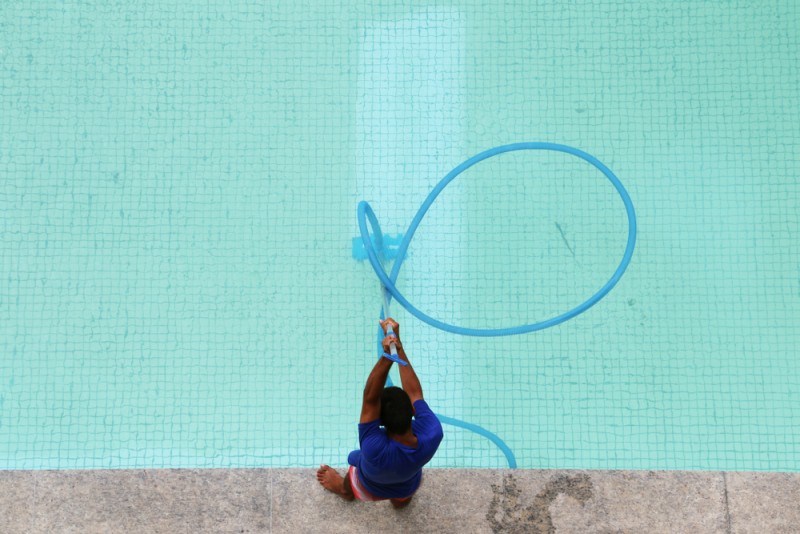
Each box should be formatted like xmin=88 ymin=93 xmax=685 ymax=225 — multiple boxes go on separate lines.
xmin=380 ymin=386 xmax=413 ymax=435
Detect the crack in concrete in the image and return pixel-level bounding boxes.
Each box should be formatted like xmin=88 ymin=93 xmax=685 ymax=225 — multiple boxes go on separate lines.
xmin=722 ymin=471 xmax=732 ymax=534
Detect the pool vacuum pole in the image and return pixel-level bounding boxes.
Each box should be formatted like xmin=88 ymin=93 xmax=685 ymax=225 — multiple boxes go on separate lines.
xmin=382 ymin=285 xmax=398 ymax=355
xmin=381 ymin=284 xmax=407 ymax=366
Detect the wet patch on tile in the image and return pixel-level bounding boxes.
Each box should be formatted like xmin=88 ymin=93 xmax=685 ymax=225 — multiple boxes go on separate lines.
xmin=487 ymin=473 xmax=593 ymax=534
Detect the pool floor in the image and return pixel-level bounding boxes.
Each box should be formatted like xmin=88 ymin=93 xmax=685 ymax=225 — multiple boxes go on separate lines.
xmin=1 ymin=1 xmax=798 ymax=471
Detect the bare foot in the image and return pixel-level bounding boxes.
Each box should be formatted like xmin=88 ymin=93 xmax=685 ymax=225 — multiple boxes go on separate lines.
xmin=316 ymin=465 xmax=354 ymax=501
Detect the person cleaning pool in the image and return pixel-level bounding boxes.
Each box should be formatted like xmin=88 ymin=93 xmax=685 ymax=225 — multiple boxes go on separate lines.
xmin=316 ymin=317 xmax=444 ymax=508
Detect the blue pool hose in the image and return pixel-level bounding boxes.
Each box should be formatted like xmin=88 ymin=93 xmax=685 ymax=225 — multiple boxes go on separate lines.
xmin=359 ymin=142 xmax=637 ymax=468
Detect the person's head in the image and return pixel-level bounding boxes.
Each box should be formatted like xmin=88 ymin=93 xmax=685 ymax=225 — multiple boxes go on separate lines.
xmin=380 ymin=386 xmax=413 ymax=435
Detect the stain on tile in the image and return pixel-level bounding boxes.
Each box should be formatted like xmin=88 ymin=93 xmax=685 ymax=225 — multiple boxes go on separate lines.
xmin=487 ymin=473 xmax=594 ymax=534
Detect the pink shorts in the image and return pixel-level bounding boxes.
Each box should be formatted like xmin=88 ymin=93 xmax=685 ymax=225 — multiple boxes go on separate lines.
xmin=347 ymin=466 xmax=415 ymax=503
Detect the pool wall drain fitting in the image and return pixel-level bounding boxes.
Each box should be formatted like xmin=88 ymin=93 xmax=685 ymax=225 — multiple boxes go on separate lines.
xmin=352 ymin=233 xmax=404 ymax=261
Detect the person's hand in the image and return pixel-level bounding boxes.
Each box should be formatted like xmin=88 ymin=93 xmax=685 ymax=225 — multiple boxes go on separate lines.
xmin=382 ymin=334 xmax=401 ymax=354
xmin=380 ymin=317 xmax=400 ymax=337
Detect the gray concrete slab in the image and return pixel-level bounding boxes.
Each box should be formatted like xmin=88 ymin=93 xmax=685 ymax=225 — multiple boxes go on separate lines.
xmin=0 ymin=469 xmax=798 ymax=533
xmin=0 ymin=470 xmax=36 ymax=533
xmin=725 ymin=471 xmax=800 ymax=534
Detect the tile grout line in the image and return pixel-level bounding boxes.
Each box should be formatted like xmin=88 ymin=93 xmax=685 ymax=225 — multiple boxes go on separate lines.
xmin=722 ymin=472 xmax=732 ymax=534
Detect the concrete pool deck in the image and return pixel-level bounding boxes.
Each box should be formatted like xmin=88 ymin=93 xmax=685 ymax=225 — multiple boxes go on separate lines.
xmin=1 ymin=469 xmax=799 ymax=533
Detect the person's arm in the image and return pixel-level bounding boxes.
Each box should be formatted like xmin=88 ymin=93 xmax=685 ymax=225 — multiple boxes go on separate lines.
xmin=360 ymin=354 xmax=392 ymax=424
xmin=395 ymin=342 xmax=423 ymax=404
xmin=380 ymin=318 xmax=423 ymax=404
